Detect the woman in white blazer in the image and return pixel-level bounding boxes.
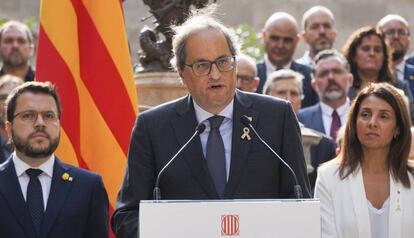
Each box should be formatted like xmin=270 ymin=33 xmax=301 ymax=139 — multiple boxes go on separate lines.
xmin=315 ymin=83 xmax=414 ymax=238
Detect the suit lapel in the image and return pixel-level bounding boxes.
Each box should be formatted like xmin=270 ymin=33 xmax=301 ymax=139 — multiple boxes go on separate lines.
xmin=312 ymin=105 xmax=325 ymax=134
xmin=256 ymin=62 xmax=267 ymax=93
xmin=225 ymin=91 xmax=258 ymax=198
xmin=0 ymin=159 xmax=37 ymax=238
xmin=41 ymin=159 xmax=73 ymax=237
xmin=349 ymin=168 xmax=371 ymax=238
xmin=171 ymin=96 xmax=218 ymax=198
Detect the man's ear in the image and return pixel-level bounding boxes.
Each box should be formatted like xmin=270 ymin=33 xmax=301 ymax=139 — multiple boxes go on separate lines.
xmin=5 ymin=121 xmax=12 ymax=140
xmin=252 ymin=77 xmax=260 ymax=91
xmin=178 ymin=69 xmax=186 ymax=86
xmin=311 ymin=78 xmax=318 ymax=91
xmin=295 ymin=33 xmax=301 ymax=45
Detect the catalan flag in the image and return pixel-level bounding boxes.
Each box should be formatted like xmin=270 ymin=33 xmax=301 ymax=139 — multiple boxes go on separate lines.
xmin=35 ymin=0 xmax=138 ymax=232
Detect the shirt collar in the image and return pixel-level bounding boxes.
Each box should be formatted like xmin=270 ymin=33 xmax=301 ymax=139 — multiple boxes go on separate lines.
xmin=193 ymin=98 xmax=234 ymax=124
xmin=301 ymin=51 xmax=314 ymax=66
xmin=13 ymin=152 xmax=55 ymax=178
xmin=264 ymin=54 xmax=292 ymax=70
xmin=319 ymin=99 xmax=350 ymax=117
xmin=395 ymin=60 xmax=405 ymax=74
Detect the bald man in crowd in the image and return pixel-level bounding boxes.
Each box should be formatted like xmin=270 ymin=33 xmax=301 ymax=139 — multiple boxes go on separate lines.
xmin=377 ymin=14 xmax=414 ymax=95
xmin=297 ymin=6 xmax=337 ymax=67
xmin=257 ymin=12 xmax=318 ymax=108
xmin=236 ymin=54 xmax=259 ymax=92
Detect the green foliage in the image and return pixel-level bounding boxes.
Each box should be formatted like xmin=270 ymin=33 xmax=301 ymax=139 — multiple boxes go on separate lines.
xmin=0 ymin=17 xmax=36 ymax=29
xmin=232 ymin=24 xmax=264 ymax=61
xmin=0 ymin=18 xmax=8 ymax=26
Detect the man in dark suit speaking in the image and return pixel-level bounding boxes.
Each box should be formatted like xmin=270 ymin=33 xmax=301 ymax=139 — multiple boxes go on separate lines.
xmin=0 ymin=82 xmax=109 ymax=238
xmin=112 ymin=5 xmax=310 ymax=238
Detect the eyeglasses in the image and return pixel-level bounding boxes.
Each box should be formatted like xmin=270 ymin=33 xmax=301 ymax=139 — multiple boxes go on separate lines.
xmin=315 ymin=68 xmax=347 ymax=78
xmin=237 ymin=75 xmax=256 ymax=84
xmin=14 ymin=110 xmax=59 ymax=123
xmin=384 ymin=29 xmax=410 ymax=37
xmin=184 ymin=56 xmax=236 ymax=76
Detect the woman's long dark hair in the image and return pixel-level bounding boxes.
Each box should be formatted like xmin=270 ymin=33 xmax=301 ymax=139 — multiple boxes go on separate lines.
xmin=339 ymin=83 xmax=413 ymax=188
xmin=342 ymin=26 xmax=395 ymax=89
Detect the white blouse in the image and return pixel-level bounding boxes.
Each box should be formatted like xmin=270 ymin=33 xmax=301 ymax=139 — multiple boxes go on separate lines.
xmin=368 ymin=198 xmax=389 ymax=238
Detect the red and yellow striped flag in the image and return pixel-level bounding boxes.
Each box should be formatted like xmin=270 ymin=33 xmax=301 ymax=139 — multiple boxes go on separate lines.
xmin=35 ymin=0 xmax=138 ymax=229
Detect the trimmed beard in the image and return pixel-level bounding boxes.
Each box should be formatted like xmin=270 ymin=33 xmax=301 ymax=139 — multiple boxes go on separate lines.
xmin=12 ymin=130 xmax=59 ymax=158
xmin=392 ymin=50 xmax=405 ymax=62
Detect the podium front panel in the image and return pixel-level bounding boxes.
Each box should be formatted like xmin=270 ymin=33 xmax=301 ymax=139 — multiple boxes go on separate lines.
xmin=140 ymin=199 xmax=320 ymax=238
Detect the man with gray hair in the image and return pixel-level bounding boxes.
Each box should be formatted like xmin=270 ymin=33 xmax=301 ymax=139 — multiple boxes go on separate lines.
xmin=236 ymin=54 xmax=259 ymax=92
xmin=112 ymin=5 xmax=310 ymax=238
xmin=257 ymin=11 xmax=318 ymax=108
xmin=298 ymin=49 xmax=353 ymax=141
xmin=264 ymin=69 xmax=304 ymax=113
xmin=377 ymin=14 xmax=414 ymax=95
xmin=263 ymin=69 xmax=336 ymax=192
xmin=0 ymin=21 xmax=35 ymax=82
xmin=297 ymin=6 xmax=337 ymax=67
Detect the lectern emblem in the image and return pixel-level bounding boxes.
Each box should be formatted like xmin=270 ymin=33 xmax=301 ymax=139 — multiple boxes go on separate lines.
xmin=221 ymin=215 xmax=240 ymax=236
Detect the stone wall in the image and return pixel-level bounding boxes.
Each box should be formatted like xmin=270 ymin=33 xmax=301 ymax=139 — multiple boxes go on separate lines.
xmin=1 ymin=0 xmax=413 ymax=65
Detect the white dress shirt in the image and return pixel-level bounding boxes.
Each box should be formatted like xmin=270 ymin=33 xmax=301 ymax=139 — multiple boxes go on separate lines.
xmin=395 ymin=60 xmax=405 ymax=81
xmin=264 ymin=54 xmax=292 ymax=79
xmin=320 ymin=100 xmax=350 ymax=137
xmin=194 ymin=99 xmax=233 ymax=181
xmin=13 ymin=152 xmax=55 ymax=210
xmin=296 ymin=51 xmax=314 ymax=67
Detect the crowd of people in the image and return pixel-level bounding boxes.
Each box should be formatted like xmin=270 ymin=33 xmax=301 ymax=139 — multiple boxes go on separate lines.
xmin=0 ymin=3 xmax=414 ymax=238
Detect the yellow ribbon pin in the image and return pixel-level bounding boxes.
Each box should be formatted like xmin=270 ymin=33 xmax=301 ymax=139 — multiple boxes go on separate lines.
xmin=241 ymin=127 xmax=251 ymax=141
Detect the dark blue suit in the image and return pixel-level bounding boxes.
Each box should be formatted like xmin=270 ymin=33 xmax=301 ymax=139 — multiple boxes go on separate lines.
xmin=256 ymin=60 xmax=319 ymax=108
xmin=297 ymin=104 xmax=325 ymax=134
xmin=0 ymin=157 xmax=109 ymax=238
xmin=404 ymin=56 xmax=414 ymax=96
xmin=112 ymin=90 xmax=311 ymax=238
xmin=308 ymin=133 xmax=336 ymax=193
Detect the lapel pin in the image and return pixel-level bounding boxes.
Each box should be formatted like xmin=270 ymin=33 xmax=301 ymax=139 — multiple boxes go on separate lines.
xmin=241 ymin=127 xmax=251 ymax=141
xmin=62 ymin=172 xmax=73 ymax=182
xmin=395 ymin=189 xmax=401 ymax=212
xmin=410 ymin=75 xmax=414 ymax=80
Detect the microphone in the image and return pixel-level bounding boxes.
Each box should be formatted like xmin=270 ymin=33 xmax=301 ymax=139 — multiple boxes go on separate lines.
xmin=240 ymin=115 xmax=303 ymax=199
xmin=153 ymin=123 xmax=206 ymax=201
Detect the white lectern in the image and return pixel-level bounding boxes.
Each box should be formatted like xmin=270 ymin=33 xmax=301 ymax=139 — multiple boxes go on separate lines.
xmin=140 ymin=199 xmax=320 ymax=238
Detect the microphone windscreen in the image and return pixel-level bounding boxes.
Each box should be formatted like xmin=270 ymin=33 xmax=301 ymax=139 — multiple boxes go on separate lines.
xmin=240 ymin=115 xmax=251 ymax=126
xmin=196 ymin=123 xmax=206 ymax=134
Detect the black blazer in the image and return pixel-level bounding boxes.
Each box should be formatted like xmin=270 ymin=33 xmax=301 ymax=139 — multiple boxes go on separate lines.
xmin=112 ymin=90 xmax=311 ymax=238
xmin=256 ymin=60 xmax=319 ymax=108
xmin=309 ymin=135 xmax=336 ymax=193
xmin=0 ymin=157 xmax=109 ymax=238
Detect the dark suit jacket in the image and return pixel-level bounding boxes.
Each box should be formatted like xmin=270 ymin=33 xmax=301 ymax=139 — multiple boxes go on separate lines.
xmin=256 ymin=60 xmax=319 ymax=108
xmin=404 ymin=56 xmax=414 ymax=96
xmin=309 ymin=134 xmax=336 ymax=194
xmin=0 ymin=157 xmax=109 ymax=238
xmin=297 ymin=104 xmax=325 ymax=134
xmin=112 ymin=90 xmax=311 ymax=238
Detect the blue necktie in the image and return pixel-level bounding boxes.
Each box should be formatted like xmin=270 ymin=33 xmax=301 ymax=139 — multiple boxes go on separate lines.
xmin=26 ymin=168 xmax=44 ymax=234
xmin=206 ymin=115 xmax=226 ymax=198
